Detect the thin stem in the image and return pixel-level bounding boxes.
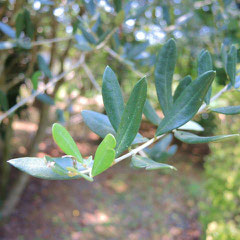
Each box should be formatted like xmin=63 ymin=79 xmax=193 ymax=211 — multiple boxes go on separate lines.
xmin=0 ymin=54 xmax=85 ymax=123
xmin=114 ymin=134 xmax=165 ymax=164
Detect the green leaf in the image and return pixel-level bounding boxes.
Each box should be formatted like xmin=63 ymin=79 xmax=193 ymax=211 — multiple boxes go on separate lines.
xmin=115 ymin=77 xmax=147 ymax=156
xmin=114 ymin=10 xmax=125 ymax=26
xmin=8 ymin=157 xmax=88 ymax=180
xmin=178 ymin=120 xmax=204 ymax=131
xmin=84 ymin=0 xmax=95 ymax=15
xmin=35 ymin=92 xmax=55 ymax=105
xmin=52 ymin=123 xmax=83 ymax=163
xmin=211 ymin=106 xmax=240 ymax=115
xmin=15 ymin=12 xmax=24 ymax=38
xmin=156 ymin=71 xmax=215 ymax=136
xmin=174 ymin=130 xmax=239 ymax=144
xmin=92 ymin=134 xmax=116 ymax=177
xmin=78 ymin=23 xmax=97 ymax=45
xmin=24 ymin=9 xmax=34 ymax=39
xmin=126 ymin=41 xmax=149 ymax=60
xmin=226 ymin=45 xmax=237 ymax=86
xmin=113 ymin=0 xmax=122 ymax=12
xmin=221 ymin=44 xmax=227 ymax=67
xmin=102 ymin=66 xmax=124 ymax=131
xmin=31 ymin=71 xmax=41 ymax=90
xmin=0 ymin=90 xmax=9 ymax=111
xmin=154 ymin=38 xmax=177 ymax=115
xmin=37 ymin=55 xmax=52 ymax=78
xmin=131 ymin=155 xmax=176 ymax=170
xmin=75 ymin=34 xmax=92 ymax=51
xmin=198 ymin=50 xmax=213 ymax=104
xmin=0 ymin=22 xmax=16 ymax=39
xmin=173 ymin=75 xmax=192 ymax=102
xmin=143 ymin=99 xmax=161 ymax=125
xmin=81 ymin=111 xmax=148 ymax=145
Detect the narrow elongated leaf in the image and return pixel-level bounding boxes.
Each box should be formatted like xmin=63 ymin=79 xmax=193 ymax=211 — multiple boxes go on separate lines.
xmin=92 ymin=134 xmax=116 ymax=177
xmin=211 ymin=106 xmax=240 ymax=115
xmin=226 ymin=45 xmax=237 ymax=86
xmin=173 ymin=75 xmax=192 ymax=102
xmin=113 ymin=0 xmax=122 ymax=12
xmin=155 ymin=38 xmax=177 ymax=115
xmin=37 ymin=55 xmax=52 ymax=78
xmin=221 ymin=44 xmax=227 ymax=67
xmin=35 ymin=92 xmax=55 ymax=105
xmin=102 ymin=66 xmax=124 ymax=131
xmin=174 ymin=130 xmax=239 ymax=144
xmin=81 ymin=110 xmax=148 ymax=145
xmin=198 ymin=50 xmax=213 ymax=104
xmin=66 ymin=167 xmax=93 ymax=181
xmin=8 ymin=157 xmax=88 ymax=180
xmin=156 ymin=71 xmax=215 ymax=136
xmin=0 ymin=90 xmax=9 ymax=111
xmin=52 ymin=123 xmax=83 ymax=163
xmin=78 ymin=23 xmax=97 ymax=45
xmin=178 ymin=120 xmax=204 ymax=131
xmin=126 ymin=41 xmax=149 ymax=60
xmin=131 ymin=155 xmax=176 ymax=170
xmin=15 ymin=12 xmax=24 ymax=38
xmin=115 ymin=77 xmax=147 ymax=156
xmin=143 ymin=99 xmax=161 ymax=125
xmin=0 ymin=22 xmax=16 ymax=39
xmin=31 ymin=71 xmax=41 ymax=90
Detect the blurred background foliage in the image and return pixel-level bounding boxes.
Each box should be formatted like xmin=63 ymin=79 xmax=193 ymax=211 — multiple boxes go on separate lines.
xmin=0 ymin=0 xmax=239 ymax=239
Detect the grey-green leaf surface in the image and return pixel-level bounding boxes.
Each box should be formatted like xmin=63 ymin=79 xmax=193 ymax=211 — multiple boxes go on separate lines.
xmin=178 ymin=120 xmax=204 ymax=131
xmin=173 ymin=75 xmax=192 ymax=102
xmin=116 ymin=77 xmax=147 ymax=156
xmin=198 ymin=50 xmax=213 ymax=104
xmin=211 ymin=106 xmax=240 ymax=115
xmin=37 ymin=55 xmax=52 ymax=78
xmin=8 ymin=157 xmax=88 ymax=180
xmin=78 ymin=23 xmax=97 ymax=45
xmin=226 ymin=45 xmax=237 ymax=86
xmin=154 ymin=38 xmax=177 ymax=115
xmin=31 ymin=71 xmax=41 ymax=90
xmin=174 ymin=130 xmax=239 ymax=144
xmin=143 ymin=99 xmax=161 ymax=125
xmin=0 ymin=22 xmax=16 ymax=39
xmin=0 ymin=89 xmax=9 ymax=111
xmin=52 ymin=123 xmax=83 ymax=163
xmin=156 ymin=71 xmax=215 ymax=136
xmin=102 ymin=66 xmax=124 ymax=131
xmin=92 ymin=134 xmax=116 ymax=177
xmin=131 ymin=155 xmax=176 ymax=170
xmin=81 ymin=110 xmax=148 ymax=145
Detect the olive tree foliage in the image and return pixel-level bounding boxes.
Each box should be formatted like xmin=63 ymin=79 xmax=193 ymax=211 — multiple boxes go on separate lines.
xmin=0 ymin=0 xmax=239 ymax=216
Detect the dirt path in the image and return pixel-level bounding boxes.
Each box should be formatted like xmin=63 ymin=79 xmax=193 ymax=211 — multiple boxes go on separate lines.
xmin=1 ymin=122 xmax=204 ymax=240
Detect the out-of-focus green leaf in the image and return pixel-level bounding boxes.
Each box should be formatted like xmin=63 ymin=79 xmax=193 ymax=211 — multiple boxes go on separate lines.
xmin=173 ymin=75 xmax=192 ymax=102
xmin=198 ymin=50 xmax=213 ymax=104
xmin=78 ymin=23 xmax=97 ymax=45
xmin=226 ymin=45 xmax=237 ymax=86
xmin=155 ymin=38 xmax=177 ymax=115
xmin=84 ymin=0 xmax=95 ymax=15
xmin=56 ymin=109 xmax=65 ymax=123
xmin=8 ymin=157 xmax=88 ymax=180
xmin=31 ymin=71 xmax=41 ymax=90
xmin=115 ymin=10 xmax=125 ymax=26
xmin=15 ymin=12 xmax=24 ymax=38
xmin=0 ymin=90 xmax=9 ymax=111
xmin=211 ymin=106 xmax=240 ymax=115
xmin=131 ymin=155 xmax=176 ymax=170
xmin=0 ymin=22 xmax=16 ymax=39
xmin=113 ymin=0 xmax=122 ymax=12
xmin=174 ymin=130 xmax=239 ymax=144
xmin=24 ymin=9 xmax=34 ymax=39
xmin=143 ymin=99 xmax=161 ymax=126
xmin=37 ymin=55 xmax=52 ymax=78
xmin=115 ymin=77 xmax=147 ymax=156
xmin=126 ymin=41 xmax=149 ymax=60
xmin=156 ymin=71 xmax=215 ymax=136
xmin=127 ymin=5 xmax=146 ymax=20
xmin=81 ymin=110 xmax=148 ymax=145
xmin=102 ymin=66 xmax=124 ymax=131
xmin=92 ymin=134 xmax=116 ymax=177
xmin=52 ymin=123 xmax=83 ymax=163
xmin=75 ymin=34 xmax=92 ymax=51
xmin=35 ymin=92 xmax=55 ymax=105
